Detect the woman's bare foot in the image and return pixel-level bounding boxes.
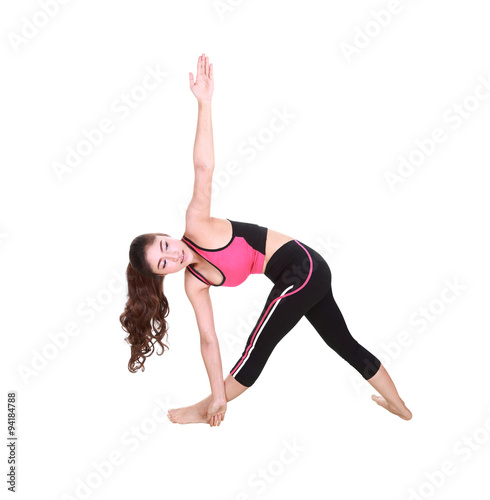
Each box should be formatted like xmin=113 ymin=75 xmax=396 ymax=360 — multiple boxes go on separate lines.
xmin=166 ymin=375 xmax=248 ymax=425
xmin=371 ymin=394 xmax=412 ymax=421
xmin=167 ymin=402 xmax=208 ymax=425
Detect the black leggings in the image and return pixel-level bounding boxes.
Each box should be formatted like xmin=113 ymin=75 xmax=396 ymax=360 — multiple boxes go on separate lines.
xmin=229 ymin=239 xmax=381 ymax=387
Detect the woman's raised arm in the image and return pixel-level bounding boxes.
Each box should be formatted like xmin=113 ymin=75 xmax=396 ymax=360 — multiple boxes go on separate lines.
xmin=189 ymin=53 xmax=215 ymax=168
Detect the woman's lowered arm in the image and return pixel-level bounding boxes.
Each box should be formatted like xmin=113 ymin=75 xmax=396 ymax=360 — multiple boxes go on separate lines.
xmin=185 ymin=278 xmax=226 ymax=403
xmin=189 ymin=53 xmax=215 ymax=168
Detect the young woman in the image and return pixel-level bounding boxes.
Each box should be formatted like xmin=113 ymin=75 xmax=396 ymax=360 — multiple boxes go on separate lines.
xmin=119 ymin=53 xmax=412 ymax=427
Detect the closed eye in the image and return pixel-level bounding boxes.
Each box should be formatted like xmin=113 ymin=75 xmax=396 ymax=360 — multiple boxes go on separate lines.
xmin=158 ymin=240 xmax=169 ymax=270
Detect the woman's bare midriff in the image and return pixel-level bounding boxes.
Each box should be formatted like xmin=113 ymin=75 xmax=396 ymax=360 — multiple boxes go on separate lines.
xmin=183 ymin=217 xmax=294 ymax=284
xmin=262 ymin=228 xmax=294 ymax=273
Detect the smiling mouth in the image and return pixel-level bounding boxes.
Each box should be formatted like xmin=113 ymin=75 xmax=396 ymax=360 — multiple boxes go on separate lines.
xmin=181 ymin=251 xmax=185 ymax=264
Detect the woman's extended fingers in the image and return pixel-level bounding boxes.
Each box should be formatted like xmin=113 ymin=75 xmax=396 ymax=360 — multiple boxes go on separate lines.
xmin=196 ymin=53 xmax=212 ymax=80
xmin=195 ymin=54 xmax=201 ymax=82
xmin=209 ymin=414 xmax=224 ymax=427
xmin=196 ymin=55 xmax=202 ymax=79
xmin=207 ymin=407 xmax=225 ymax=427
xmin=192 ymin=53 xmax=213 ymax=87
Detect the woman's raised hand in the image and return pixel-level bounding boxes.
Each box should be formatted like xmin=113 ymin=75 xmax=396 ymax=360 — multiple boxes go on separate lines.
xmin=189 ymin=53 xmax=214 ymax=103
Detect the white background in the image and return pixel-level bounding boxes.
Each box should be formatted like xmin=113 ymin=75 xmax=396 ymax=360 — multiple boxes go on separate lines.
xmin=2 ymin=0 xmax=490 ymax=499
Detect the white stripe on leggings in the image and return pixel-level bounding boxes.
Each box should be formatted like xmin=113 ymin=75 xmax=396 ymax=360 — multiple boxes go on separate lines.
xmin=233 ymin=284 xmax=295 ymax=378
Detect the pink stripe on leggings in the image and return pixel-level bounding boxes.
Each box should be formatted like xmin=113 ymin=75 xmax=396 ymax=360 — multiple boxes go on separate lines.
xmin=231 ymin=240 xmax=313 ymax=376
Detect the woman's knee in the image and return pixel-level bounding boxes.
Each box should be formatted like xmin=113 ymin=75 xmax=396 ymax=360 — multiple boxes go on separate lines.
xmin=225 ymin=373 xmax=251 ymax=401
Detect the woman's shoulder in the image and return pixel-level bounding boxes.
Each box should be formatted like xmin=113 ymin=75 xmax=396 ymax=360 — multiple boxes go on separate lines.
xmin=183 ymin=216 xmax=233 ymax=248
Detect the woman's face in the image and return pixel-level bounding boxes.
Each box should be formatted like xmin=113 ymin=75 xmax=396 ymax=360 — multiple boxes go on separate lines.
xmin=146 ymin=235 xmax=192 ymax=276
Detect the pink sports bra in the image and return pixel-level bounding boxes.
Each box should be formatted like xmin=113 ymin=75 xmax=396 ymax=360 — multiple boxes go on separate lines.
xmin=181 ymin=219 xmax=268 ymax=287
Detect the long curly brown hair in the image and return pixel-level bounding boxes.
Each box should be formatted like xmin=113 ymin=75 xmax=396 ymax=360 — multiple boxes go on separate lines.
xmin=120 ymin=232 xmax=171 ymax=373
